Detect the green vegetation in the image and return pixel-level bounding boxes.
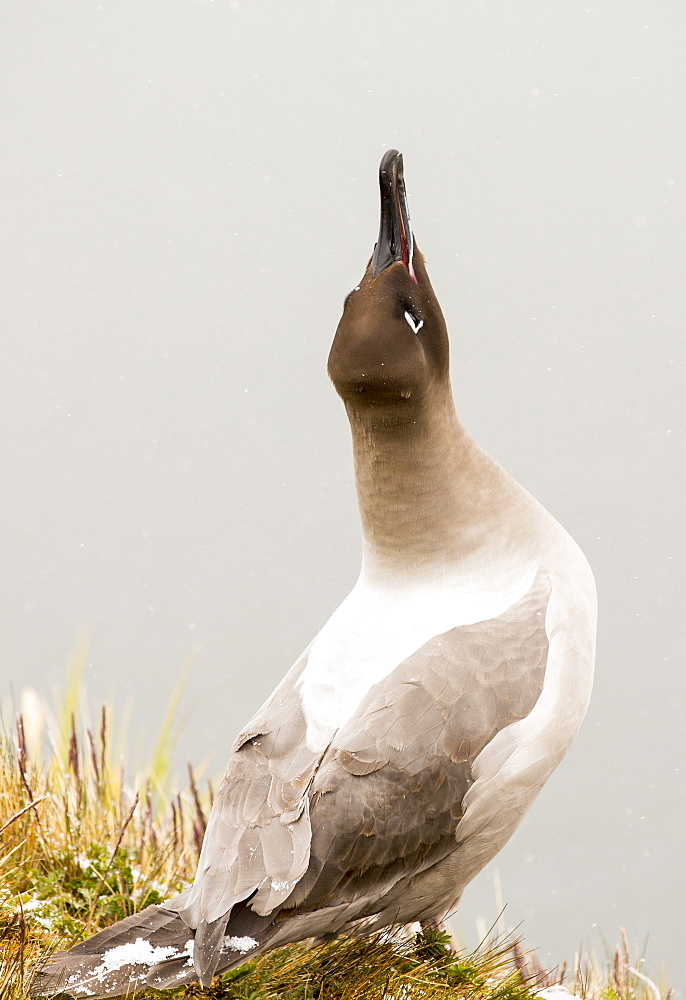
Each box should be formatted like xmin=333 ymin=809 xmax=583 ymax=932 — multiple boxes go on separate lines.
xmin=0 ymin=683 xmax=671 ymax=1000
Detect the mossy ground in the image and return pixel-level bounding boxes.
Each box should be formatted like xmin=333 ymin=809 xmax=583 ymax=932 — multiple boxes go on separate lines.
xmin=0 ymin=687 xmax=671 ymax=1000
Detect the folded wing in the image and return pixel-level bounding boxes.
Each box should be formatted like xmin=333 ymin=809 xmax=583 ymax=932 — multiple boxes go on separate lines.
xmin=279 ymin=570 xmax=551 ymax=933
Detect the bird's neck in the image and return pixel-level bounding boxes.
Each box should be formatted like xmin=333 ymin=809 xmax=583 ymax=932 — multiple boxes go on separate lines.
xmin=346 ymin=386 xmax=507 ymax=583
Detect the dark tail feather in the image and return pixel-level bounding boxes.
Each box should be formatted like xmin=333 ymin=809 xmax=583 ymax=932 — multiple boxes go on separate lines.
xmin=32 ymin=903 xmax=195 ymax=998
xmin=151 ymin=902 xmax=277 ymax=990
xmin=33 ymin=896 xmax=280 ymax=997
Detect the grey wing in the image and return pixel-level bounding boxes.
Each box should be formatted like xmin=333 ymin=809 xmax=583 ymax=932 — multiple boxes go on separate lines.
xmin=283 ymin=571 xmax=551 ymax=932
xmin=173 ymin=648 xmax=324 ymax=944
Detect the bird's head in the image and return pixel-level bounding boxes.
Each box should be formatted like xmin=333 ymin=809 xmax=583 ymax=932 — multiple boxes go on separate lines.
xmin=328 ymin=150 xmax=450 ymax=420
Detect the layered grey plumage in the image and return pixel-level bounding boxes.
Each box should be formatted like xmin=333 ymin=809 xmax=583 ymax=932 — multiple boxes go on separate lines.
xmin=34 ymin=150 xmax=596 ymax=998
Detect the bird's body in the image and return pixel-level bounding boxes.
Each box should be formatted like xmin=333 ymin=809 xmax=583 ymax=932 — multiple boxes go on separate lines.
xmin=35 ymin=151 xmax=596 ymax=998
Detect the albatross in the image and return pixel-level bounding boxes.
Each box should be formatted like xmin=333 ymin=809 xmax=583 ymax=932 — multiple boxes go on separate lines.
xmin=35 ymin=149 xmax=597 ymax=997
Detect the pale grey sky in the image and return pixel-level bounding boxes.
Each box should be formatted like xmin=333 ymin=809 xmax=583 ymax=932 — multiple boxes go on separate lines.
xmin=1 ymin=1 xmax=684 ymax=988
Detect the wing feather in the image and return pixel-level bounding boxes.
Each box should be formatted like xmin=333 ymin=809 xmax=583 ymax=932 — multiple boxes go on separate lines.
xmin=170 ymin=648 xmax=324 ymax=980
xmin=287 ymin=569 xmax=551 ymax=923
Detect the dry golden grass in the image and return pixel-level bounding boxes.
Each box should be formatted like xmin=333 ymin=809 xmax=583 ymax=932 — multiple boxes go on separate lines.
xmin=0 ymin=681 xmax=206 ymax=999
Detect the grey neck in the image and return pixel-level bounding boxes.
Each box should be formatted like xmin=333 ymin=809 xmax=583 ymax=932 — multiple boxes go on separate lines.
xmin=345 ymin=384 xmax=502 ymax=582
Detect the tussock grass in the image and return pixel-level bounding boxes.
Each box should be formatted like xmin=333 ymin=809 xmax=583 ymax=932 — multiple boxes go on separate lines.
xmin=0 ymin=679 xmax=206 ymax=999
xmin=0 ymin=687 xmax=671 ymax=1000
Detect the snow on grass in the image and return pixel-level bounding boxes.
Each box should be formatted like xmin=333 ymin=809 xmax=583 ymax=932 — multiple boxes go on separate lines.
xmin=537 ymin=988 xmax=584 ymax=1000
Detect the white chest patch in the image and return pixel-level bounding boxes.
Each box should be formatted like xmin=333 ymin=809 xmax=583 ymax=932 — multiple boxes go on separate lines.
xmin=298 ymin=561 xmax=540 ymax=752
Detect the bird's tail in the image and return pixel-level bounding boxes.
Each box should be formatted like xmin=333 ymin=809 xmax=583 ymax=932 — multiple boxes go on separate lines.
xmin=32 ymin=896 xmax=279 ymax=998
xmin=32 ymin=902 xmax=199 ymax=998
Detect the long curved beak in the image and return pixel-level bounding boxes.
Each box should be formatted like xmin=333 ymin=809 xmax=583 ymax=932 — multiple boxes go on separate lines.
xmin=371 ymin=149 xmax=416 ymax=281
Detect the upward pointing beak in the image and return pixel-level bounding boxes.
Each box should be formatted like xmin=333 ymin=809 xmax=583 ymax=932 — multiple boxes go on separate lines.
xmin=371 ymin=149 xmax=416 ymax=280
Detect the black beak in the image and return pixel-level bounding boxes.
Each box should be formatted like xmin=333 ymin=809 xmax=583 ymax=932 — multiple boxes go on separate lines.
xmin=371 ymin=149 xmax=415 ymax=279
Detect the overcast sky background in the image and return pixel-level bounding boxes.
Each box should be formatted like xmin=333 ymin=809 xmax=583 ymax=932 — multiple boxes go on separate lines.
xmin=1 ymin=0 xmax=684 ymax=989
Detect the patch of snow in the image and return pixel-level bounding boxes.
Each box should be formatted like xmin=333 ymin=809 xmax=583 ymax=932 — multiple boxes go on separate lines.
xmin=91 ymin=938 xmax=178 ymax=981
xmin=222 ymin=935 xmax=258 ymax=955
xmin=537 ymin=987 xmax=583 ymax=1000
xmin=21 ymin=898 xmax=55 ymax=929
xmin=270 ymin=879 xmax=293 ymax=893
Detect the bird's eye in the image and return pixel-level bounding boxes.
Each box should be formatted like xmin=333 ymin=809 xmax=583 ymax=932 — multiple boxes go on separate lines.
xmin=404 ymin=309 xmax=424 ymax=335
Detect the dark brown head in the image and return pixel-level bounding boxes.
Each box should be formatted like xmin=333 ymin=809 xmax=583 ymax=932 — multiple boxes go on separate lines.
xmin=328 ymin=150 xmax=450 ymax=419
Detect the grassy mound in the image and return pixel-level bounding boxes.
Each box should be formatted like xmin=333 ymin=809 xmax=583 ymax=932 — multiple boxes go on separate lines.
xmin=0 ymin=688 xmax=670 ymax=1000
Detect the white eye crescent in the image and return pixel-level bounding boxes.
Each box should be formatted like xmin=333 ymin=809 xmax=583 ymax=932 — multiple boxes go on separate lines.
xmin=404 ymin=310 xmax=424 ymax=334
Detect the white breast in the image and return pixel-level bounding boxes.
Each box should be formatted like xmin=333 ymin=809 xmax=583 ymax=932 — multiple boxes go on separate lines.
xmin=298 ymin=559 xmax=540 ymax=752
